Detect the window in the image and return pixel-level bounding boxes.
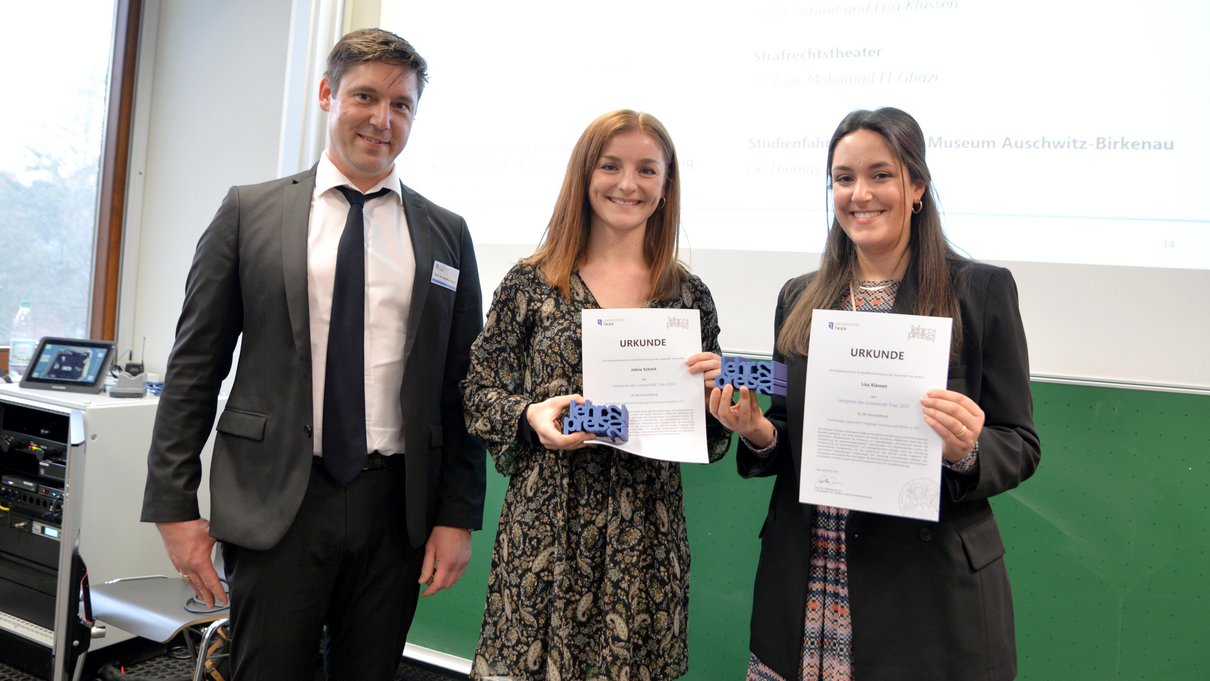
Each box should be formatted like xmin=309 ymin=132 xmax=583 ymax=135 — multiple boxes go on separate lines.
xmin=0 ymin=0 xmax=119 ymax=347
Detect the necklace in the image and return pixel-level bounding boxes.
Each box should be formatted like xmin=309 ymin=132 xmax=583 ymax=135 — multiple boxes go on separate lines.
xmin=856 ymin=281 xmax=894 ymax=292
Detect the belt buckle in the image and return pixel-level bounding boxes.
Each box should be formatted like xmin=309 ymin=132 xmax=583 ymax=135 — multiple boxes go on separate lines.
xmin=363 ymin=452 xmax=391 ymax=470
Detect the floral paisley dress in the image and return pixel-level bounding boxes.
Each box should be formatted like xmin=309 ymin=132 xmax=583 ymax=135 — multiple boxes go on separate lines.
xmin=462 ymin=263 xmax=729 ymax=681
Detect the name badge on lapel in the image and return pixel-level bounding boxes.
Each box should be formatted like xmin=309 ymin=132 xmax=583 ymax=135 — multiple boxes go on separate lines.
xmin=431 ymin=261 xmax=460 ymax=291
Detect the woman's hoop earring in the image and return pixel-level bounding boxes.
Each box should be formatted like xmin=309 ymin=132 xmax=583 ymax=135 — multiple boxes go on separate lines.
xmin=912 ymin=200 xmax=923 ymax=214
xmin=657 ymin=197 xmax=667 ymax=210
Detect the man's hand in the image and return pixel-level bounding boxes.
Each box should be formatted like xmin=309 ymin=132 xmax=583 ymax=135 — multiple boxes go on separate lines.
xmin=156 ymin=519 xmax=227 ymax=607
xmin=418 ymin=525 xmax=472 ymax=597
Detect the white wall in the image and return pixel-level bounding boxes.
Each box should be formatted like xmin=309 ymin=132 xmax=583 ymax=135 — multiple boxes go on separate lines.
xmin=119 ymin=1 xmax=1209 ymax=393
xmin=123 ymin=0 xmax=294 ymax=374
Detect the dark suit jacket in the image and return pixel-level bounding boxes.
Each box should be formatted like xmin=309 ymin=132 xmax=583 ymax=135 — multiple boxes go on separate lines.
xmin=740 ymin=260 xmax=1040 ymax=681
xmin=141 ymin=166 xmax=486 ymax=551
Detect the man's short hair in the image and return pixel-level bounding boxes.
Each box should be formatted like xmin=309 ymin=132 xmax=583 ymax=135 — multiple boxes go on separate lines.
xmin=325 ymin=28 xmax=429 ymax=98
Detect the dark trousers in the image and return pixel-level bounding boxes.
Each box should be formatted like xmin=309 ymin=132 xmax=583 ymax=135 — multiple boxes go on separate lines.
xmin=221 ymin=460 xmax=422 ymax=681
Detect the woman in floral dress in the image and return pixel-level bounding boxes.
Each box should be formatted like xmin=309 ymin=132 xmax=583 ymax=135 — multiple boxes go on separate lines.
xmin=462 ymin=110 xmax=729 ymax=680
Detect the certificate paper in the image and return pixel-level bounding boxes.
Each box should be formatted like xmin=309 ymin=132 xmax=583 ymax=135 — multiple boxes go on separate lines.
xmin=581 ymin=309 xmax=709 ymax=463
xmin=799 ymin=309 xmax=952 ymax=520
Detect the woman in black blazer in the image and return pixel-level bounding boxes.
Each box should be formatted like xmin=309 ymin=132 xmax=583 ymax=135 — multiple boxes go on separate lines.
xmin=710 ymin=108 xmax=1040 ymax=681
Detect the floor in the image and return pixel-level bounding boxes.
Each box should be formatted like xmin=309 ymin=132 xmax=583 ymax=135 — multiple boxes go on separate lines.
xmin=1 ymin=641 xmax=463 ymax=681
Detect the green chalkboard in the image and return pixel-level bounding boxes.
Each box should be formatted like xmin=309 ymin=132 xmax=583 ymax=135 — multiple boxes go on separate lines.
xmin=406 ymin=383 xmax=1210 ymax=679
xmin=1003 ymin=383 xmax=1209 ymax=680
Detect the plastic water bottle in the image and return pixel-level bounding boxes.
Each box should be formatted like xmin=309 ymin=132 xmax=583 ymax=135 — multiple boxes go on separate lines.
xmin=10 ymin=300 xmax=36 ymax=380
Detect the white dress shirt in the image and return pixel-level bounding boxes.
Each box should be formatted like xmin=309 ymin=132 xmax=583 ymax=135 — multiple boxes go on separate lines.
xmin=308 ymin=151 xmax=415 ymax=456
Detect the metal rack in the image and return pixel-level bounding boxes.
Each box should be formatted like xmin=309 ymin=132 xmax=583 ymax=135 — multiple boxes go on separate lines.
xmin=0 ymin=385 xmax=210 ymax=680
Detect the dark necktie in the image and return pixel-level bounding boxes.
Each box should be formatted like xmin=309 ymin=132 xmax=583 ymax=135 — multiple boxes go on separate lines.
xmin=323 ymin=185 xmax=391 ymax=484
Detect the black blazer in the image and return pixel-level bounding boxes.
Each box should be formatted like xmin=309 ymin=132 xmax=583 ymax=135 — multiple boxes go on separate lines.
xmin=740 ymin=260 xmax=1040 ymax=681
xmin=142 ymin=167 xmax=486 ymax=550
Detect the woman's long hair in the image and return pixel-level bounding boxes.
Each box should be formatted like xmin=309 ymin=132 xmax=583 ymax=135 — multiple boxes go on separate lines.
xmin=778 ymin=107 xmax=964 ymax=357
xmin=525 ymin=109 xmax=686 ymax=301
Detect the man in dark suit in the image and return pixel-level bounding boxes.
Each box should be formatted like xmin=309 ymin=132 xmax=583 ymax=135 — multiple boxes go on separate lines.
xmin=141 ymin=28 xmax=485 ymax=680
